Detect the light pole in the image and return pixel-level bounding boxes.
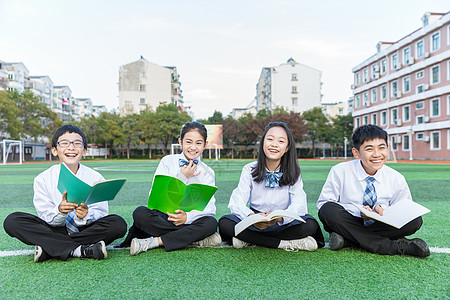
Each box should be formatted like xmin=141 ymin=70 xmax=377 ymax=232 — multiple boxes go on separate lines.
xmin=344 ymin=137 xmax=348 ymax=159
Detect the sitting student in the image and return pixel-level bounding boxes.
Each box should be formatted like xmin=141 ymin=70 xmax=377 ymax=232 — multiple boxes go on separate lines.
xmin=3 ymin=124 xmax=127 ymax=262
xmin=117 ymin=121 xmax=220 ymax=255
xmin=317 ymin=124 xmax=430 ymax=257
xmin=219 ymin=122 xmax=324 ymax=251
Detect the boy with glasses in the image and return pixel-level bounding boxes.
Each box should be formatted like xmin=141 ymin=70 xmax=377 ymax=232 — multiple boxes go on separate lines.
xmin=3 ymin=125 xmax=127 ymax=262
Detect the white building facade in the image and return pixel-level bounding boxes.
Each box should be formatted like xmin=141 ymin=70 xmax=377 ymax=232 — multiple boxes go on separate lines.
xmin=255 ymin=58 xmax=322 ymax=114
xmin=119 ymin=57 xmax=183 ymax=116
xmin=77 ymin=98 xmax=93 ymax=119
xmin=4 ymin=62 xmax=29 ymax=93
xmin=53 ymin=86 xmax=72 ymax=122
xmin=27 ymin=76 xmax=53 ymax=108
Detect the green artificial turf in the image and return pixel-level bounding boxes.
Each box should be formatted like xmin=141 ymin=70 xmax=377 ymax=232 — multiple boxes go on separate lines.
xmin=0 ymin=159 xmax=449 ymax=299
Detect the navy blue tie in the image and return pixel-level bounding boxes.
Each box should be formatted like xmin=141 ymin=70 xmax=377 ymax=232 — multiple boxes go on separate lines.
xmin=265 ymin=171 xmax=283 ymax=188
xmin=362 ymin=176 xmax=377 ymax=226
xmin=178 ymin=159 xmax=199 ymax=167
xmin=65 ymin=210 xmax=79 ymax=235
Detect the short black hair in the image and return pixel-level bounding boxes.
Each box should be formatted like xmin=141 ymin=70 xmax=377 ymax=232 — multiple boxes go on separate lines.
xmin=52 ymin=124 xmax=87 ymax=149
xmin=352 ymin=125 xmax=388 ymax=150
xmin=180 ymin=121 xmax=207 ymax=142
xmin=251 ymin=122 xmax=301 ymax=186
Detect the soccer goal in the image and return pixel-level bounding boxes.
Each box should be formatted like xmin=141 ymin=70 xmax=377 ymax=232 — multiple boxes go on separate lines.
xmin=1 ymin=140 xmax=23 ymax=165
xmin=206 ymin=144 xmax=220 ymax=160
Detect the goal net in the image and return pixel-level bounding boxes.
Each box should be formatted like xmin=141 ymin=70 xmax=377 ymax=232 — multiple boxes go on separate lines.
xmin=1 ymin=140 xmax=23 ymax=165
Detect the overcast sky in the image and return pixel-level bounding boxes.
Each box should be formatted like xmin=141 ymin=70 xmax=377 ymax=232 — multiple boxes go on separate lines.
xmin=1 ymin=0 xmax=449 ymax=119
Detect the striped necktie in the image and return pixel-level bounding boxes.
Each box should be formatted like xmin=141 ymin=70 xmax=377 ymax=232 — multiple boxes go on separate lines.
xmin=65 ymin=210 xmax=79 ymax=235
xmin=362 ymin=176 xmax=377 ymax=226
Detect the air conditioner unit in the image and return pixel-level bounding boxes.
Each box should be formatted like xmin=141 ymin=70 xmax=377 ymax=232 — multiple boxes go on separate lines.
xmin=424 ymin=136 xmax=430 ymax=142
xmin=364 ymin=101 xmax=370 ymax=107
xmin=396 ymin=119 xmax=402 ymax=126
xmin=374 ymin=64 xmax=380 ymax=72
xmin=424 ymin=52 xmax=430 ymax=58
xmin=407 ymin=58 xmax=415 ymax=65
xmin=395 ymin=63 xmax=402 ymax=70
xmin=424 ymin=116 xmax=430 ymax=123
xmin=394 ymin=136 xmax=402 ymax=143
xmin=374 ymin=73 xmax=380 ymax=79
xmin=395 ymin=92 xmax=402 ymax=98
xmin=351 ymin=84 xmax=355 ymax=89
xmin=423 ymin=84 xmax=430 ymax=90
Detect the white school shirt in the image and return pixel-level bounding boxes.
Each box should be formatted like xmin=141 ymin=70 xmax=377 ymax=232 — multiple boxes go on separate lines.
xmin=33 ymin=163 xmax=109 ymax=227
xmin=228 ymin=161 xmax=308 ymax=224
xmin=151 ymin=153 xmax=216 ymax=224
xmin=317 ymin=159 xmax=413 ymax=217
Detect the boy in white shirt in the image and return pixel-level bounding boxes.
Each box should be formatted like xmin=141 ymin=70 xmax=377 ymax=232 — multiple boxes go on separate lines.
xmin=3 ymin=125 xmax=127 ymax=262
xmin=317 ymin=125 xmax=430 ymax=258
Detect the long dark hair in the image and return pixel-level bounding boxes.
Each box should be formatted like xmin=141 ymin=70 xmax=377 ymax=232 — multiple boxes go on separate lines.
xmin=180 ymin=121 xmax=207 ymax=142
xmin=251 ymin=122 xmax=301 ymax=186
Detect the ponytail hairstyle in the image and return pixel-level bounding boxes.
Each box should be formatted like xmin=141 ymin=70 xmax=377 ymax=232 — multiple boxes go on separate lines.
xmin=251 ymin=122 xmax=301 ymax=186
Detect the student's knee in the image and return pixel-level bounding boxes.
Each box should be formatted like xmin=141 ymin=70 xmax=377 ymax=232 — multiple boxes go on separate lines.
xmin=402 ymin=216 xmax=423 ymax=236
xmin=218 ymin=217 xmax=235 ymax=236
xmin=132 ymin=206 xmax=151 ymax=221
xmin=107 ymin=215 xmax=128 ymax=237
xmin=318 ymin=202 xmax=342 ymax=223
xmin=3 ymin=212 xmax=25 ymax=235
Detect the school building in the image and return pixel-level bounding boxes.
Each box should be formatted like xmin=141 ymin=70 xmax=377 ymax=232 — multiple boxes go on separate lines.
xmin=352 ymin=11 xmax=450 ymax=160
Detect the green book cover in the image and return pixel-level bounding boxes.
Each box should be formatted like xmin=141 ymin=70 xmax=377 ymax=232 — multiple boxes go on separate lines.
xmin=57 ymin=162 xmax=126 ymax=205
xmin=147 ymin=174 xmax=217 ymax=213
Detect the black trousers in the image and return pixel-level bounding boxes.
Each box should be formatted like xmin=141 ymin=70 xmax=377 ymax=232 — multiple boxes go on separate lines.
xmin=3 ymin=212 xmax=127 ymax=260
xmin=318 ymin=202 xmax=423 ymax=255
xmin=120 ymin=206 xmax=218 ymax=251
xmin=218 ymin=216 xmax=322 ymax=248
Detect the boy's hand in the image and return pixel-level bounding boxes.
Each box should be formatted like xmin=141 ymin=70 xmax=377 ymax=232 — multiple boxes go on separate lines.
xmin=361 ymin=205 xmax=384 ymax=221
xmin=167 ymin=210 xmax=187 ymax=226
xmin=180 ymin=161 xmax=201 ymax=179
xmin=75 ymin=203 xmax=89 ymax=219
xmin=58 ymin=191 xmax=78 ymax=213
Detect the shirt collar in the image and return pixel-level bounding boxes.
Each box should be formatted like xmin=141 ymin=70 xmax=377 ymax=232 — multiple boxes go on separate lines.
xmin=355 ymin=159 xmax=384 ymax=182
xmin=179 ymin=153 xmax=201 ymax=163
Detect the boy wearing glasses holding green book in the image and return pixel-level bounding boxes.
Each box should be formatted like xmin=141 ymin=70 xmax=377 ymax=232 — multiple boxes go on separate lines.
xmin=3 ymin=124 xmax=127 ymax=262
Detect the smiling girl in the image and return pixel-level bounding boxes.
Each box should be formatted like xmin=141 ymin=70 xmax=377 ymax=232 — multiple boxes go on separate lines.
xmin=219 ymin=122 xmax=324 ymax=251
xmin=118 ymin=121 xmax=221 ymax=254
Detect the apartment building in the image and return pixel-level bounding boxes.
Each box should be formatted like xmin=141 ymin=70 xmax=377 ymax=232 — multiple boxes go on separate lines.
xmin=27 ymin=76 xmax=53 ymax=108
xmin=255 ymin=58 xmax=322 ymax=114
xmin=118 ymin=57 xmax=183 ymax=116
xmin=352 ymin=12 xmax=450 ymax=160
xmin=0 ymin=61 xmax=7 ymax=90
xmin=77 ymin=98 xmax=93 ymax=119
xmin=53 ymin=86 xmax=72 ymax=122
xmin=322 ymin=101 xmax=349 ymax=119
xmin=92 ymin=105 xmax=107 ymax=117
xmin=3 ymin=62 xmax=29 ymax=93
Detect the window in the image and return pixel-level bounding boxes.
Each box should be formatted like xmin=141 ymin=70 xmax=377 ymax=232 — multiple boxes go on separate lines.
xmin=431 ymin=98 xmax=440 ymax=117
xmin=372 ymin=113 xmax=377 ymax=125
xmin=391 ymin=81 xmax=398 ymax=97
xmin=140 ymin=98 xmax=146 ymax=104
xmin=291 ymin=74 xmax=297 ymax=81
xmin=416 ymin=101 xmax=424 ymax=110
xmin=403 ymin=135 xmax=410 ymax=151
xmin=416 ymin=84 xmax=424 ymax=94
xmin=381 ymin=111 xmax=387 ymax=126
xmin=403 ymin=105 xmax=410 ymax=122
xmin=363 ymin=116 xmax=368 ymax=125
xmin=431 ymin=65 xmax=440 ymax=84
xmin=139 ymin=84 xmax=146 ymax=92
xmin=363 ymin=69 xmax=368 ymax=82
xmin=448 ymin=130 xmax=450 ymax=150
xmin=391 ymin=136 xmax=398 ymax=151
xmin=291 ymin=86 xmax=297 ymax=93
xmin=355 ymin=117 xmax=360 ymax=128
xmin=371 ymin=88 xmax=377 ymax=103
xmin=381 ymin=59 xmax=387 ymax=74
xmin=391 ymin=108 xmax=398 ymax=124
xmin=363 ymin=92 xmax=369 ymax=106
xmin=431 ymin=131 xmax=440 ymax=150
xmin=403 ymin=47 xmax=410 ymax=64
xmin=355 ymin=73 xmax=360 ymax=85
xmin=355 ymin=95 xmax=360 ymax=108
xmin=381 ymin=84 xmax=387 ymax=100
xmin=391 ymin=53 xmax=399 ymax=70
xmin=372 ymin=64 xmax=379 ymax=79
xmin=292 ymin=97 xmax=298 ymax=105
xmin=338 ymin=108 xmax=343 ymax=115
xmin=139 ymin=72 xmax=146 ymax=79
xmin=403 ymin=76 xmax=410 ymax=93
xmin=431 ymin=32 xmax=440 ymax=52
xmin=416 ymin=70 xmax=424 ymax=79
xmin=448 ymin=60 xmax=450 ymax=80
xmin=416 ymin=40 xmax=424 ymax=58
xmin=448 ymin=95 xmax=450 ymax=115
xmin=416 ymin=115 xmax=424 ymax=124
xmin=416 ymin=132 xmax=424 ymax=140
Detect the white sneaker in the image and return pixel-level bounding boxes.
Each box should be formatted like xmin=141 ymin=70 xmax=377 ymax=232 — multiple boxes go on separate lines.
xmin=192 ymin=233 xmax=222 ymax=247
xmin=232 ymin=237 xmax=251 ymax=249
xmin=282 ymin=236 xmax=318 ymax=252
xmin=130 ymin=237 xmax=156 ymax=256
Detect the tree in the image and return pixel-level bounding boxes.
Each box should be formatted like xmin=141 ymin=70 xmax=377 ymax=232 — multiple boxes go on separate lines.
xmin=97 ymin=112 xmax=123 ymax=158
xmin=222 ymin=116 xmax=240 ymax=159
xmin=139 ymin=108 xmax=158 ymax=159
xmin=154 ymin=103 xmax=191 ymax=155
xmin=0 ymin=90 xmax=23 ymax=139
xmin=329 ymin=114 xmax=354 ymax=157
xmin=120 ymin=113 xmax=141 ymax=159
xmin=302 ymin=107 xmax=328 ymax=158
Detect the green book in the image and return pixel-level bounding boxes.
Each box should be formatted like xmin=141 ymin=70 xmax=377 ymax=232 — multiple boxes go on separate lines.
xmin=57 ymin=162 xmax=126 ymax=205
xmin=147 ymin=175 xmax=218 ymax=213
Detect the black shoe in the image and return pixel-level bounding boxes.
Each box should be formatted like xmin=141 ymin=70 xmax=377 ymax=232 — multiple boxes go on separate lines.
xmin=34 ymin=245 xmax=50 ymax=263
xmin=329 ymin=232 xmax=345 ymax=251
xmin=397 ymin=238 xmax=430 ymax=258
xmin=80 ymin=241 xmax=107 ymax=260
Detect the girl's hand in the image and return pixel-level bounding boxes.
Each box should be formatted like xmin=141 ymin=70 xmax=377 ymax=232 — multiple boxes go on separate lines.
xmin=254 ymin=220 xmax=277 ymax=230
xmin=167 ymin=210 xmax=187 ymax=226
xmin=58 ymin=191 xmax=78 ymax=213
xmin=180 ymin=161 xmax=201 ymax=179
xmin=75 ymin=203 xmax=89 ymax=219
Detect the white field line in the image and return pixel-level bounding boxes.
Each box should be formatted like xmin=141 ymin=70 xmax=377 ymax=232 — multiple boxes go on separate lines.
xmin=1 ymin=245 xmax=449 ymax=257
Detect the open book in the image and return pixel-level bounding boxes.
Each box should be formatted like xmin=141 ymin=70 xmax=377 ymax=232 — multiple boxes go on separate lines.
xmin=148 ymin=174 xmax=217 ymax=213
xmin=352 ymin=201 xmax=430 ymax=229
xmin=57 ymin=162 xmax=126 ymax=205
xmin=234 ymin=209 xmax=306 ymax=236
